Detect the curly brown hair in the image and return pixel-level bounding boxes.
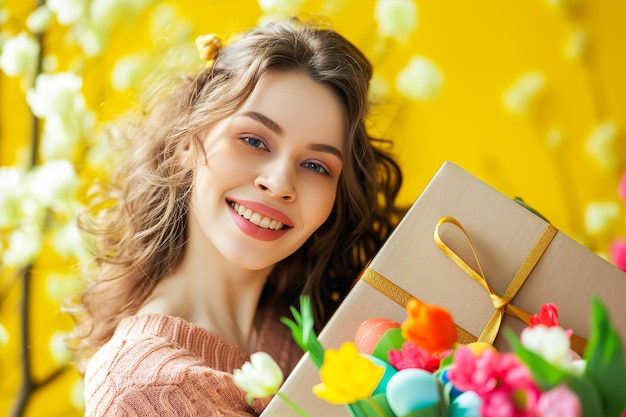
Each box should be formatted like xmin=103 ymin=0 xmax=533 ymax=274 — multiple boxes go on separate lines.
xmin=66 ymin=17 xmax=405 ymax=373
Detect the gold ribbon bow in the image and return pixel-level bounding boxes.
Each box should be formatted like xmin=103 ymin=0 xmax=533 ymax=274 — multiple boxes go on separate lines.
xmin=435 ymin=216 xmax=557 ymax=344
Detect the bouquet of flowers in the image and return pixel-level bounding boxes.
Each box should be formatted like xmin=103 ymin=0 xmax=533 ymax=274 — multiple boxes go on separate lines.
xmin=234 ymin=296 xmax=626 ymax=417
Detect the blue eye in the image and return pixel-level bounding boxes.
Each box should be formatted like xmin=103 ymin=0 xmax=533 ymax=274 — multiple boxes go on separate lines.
xmin=303 ymin=162 xmax=328 ymax=175
xmin=243 ymin=137 xmax=267 ymax=150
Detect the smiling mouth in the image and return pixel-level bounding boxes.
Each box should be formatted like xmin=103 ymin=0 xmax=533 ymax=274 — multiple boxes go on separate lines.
xmin=229 ymin=201 xmax=289 ymax=230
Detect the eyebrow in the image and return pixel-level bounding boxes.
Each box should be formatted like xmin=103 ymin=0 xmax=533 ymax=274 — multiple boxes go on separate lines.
xmin=239 ymin=110 xmax=344 ymax=161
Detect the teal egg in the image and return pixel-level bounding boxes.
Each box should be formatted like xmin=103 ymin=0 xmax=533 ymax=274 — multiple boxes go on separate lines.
xmin=363 ymin=354 xmax=397 ymax=396
xmin=386 ymin=368 xmax=441 ymax=416
xmin=449 ymin=391 xmax=481 ymax=417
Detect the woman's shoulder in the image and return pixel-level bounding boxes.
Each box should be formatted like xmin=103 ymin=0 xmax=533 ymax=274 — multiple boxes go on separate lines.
xmin=83 ymin=314 xmax=265 ymax=416
xmin=87 ymin=314 xmax=251 ymax=375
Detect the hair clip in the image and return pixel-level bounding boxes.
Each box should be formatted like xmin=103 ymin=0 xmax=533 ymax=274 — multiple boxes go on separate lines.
xmin=195 ymin=33 xmax=222 ymax=67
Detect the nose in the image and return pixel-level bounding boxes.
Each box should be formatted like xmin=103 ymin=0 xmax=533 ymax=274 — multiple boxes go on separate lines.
xmin=254 ymin=162 xmax=296 ymax=202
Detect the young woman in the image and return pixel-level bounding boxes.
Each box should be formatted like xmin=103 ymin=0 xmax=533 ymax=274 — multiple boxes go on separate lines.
xmin=68 ymin=17 xmax=405 ymax=417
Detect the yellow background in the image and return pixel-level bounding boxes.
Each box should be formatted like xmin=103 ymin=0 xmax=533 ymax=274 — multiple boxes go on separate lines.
xmin=1 ymin=0 xmax=625 ymax=415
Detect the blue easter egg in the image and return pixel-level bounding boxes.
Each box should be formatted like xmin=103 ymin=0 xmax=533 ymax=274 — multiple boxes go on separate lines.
xmin=386 ymin=368 xmax=441 ymax=416
xmin=449 ymin=391 xmax=481 ymax=417
xmin=363 ymin=354 xmax=397 ymax=396
xmin=439 ymin=367 xmax=464 ymax=401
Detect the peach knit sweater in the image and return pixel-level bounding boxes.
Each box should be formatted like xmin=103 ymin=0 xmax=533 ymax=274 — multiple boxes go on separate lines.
xmin=84 ymin=306 xmax=303 ymax=417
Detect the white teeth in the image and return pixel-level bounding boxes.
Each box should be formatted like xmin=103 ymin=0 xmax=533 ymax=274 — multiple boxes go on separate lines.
xmin=229 ymin=202 xmax=285 ymax=230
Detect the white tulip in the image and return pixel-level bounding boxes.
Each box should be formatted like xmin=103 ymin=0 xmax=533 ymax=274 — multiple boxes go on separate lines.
xmin=0 ymin=32 xmax=40 ymax=77
xmin=396 ymin=56 xmax=443 ymax=101
xmin=375 ymin=0 xmax=418 ymax=42
xmin=233 ymin=352 xmax=284 ymax=401
xmin=521 ymin=325 xmax=571 ymax=368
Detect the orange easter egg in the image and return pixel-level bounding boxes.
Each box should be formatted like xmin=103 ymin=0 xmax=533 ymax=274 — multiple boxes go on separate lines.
xmin=354 ymin=318 xmax=401 ymax=354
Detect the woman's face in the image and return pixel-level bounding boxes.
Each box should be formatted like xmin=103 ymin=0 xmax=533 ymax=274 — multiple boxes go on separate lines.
xmin=186 ymin=71 xmax=346 ymax=271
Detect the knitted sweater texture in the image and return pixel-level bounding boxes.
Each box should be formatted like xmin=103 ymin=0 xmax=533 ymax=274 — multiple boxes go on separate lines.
xmin=84 ymin=306 xmax=302 ymax=417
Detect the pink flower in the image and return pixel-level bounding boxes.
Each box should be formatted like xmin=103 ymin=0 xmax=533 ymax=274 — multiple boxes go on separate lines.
xmin=610 ymin=239 xmax=626 ymax=272
xmin=530 ymin=304 xmax=562 ymax=327
xmin=388 ymin=340 xmax=449 ymax=373
xmin=449 ymin=346 xmax=541 ymax=415
xmin=536 ymin=384 xmax=581 ymax=417
xmin=448 ymin=346 xmax=500 ymax=394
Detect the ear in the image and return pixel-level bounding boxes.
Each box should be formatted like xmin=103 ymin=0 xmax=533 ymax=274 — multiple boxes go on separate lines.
xmin=179 ymin=133 xmax=204 ymax=166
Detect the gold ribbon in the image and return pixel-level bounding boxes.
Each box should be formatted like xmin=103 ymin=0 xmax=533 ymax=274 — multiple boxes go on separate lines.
xmin=360 ymin=215 xmax=587 ymax=355
xmin=434 ymin=216 xmax=556 ymax=344
xmin=360 ymin=268 xmax=478 ymax=345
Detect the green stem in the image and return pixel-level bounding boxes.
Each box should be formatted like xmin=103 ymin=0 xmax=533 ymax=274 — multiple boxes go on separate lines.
xmin=364 ymin=397 xmax=387 ymax=417
xmin=276 ymin=393 xmax=311 ymax=417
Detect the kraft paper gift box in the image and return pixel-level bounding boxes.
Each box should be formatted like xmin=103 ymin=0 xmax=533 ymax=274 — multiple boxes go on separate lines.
xmin=262 ymin=161 xmax=626 ymax=417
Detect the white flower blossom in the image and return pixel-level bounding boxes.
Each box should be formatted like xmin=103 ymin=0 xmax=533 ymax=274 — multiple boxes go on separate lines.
xmin=47 ymin=0 xmax=88 ymax=25
xmin=70 ymin=378 xmax=85 ymax=411
xmin=52 ymin=220 xmax=86 ymax=259
xmin=0 ymin=167 xmax=25 ymax=229
xmin=73 ymin=19 xmax=107 ymax=57
xmin=26 ymin=5 xmax=53 ymax=33
xmin=233 ymin=352 xmax=284 ymax=401
xmin=584 ymin=201 xmax=620 ymax=236
xmin=0 ymin=32 xmax=40 ymax=77
xmin=521 ymin=325 xmax=571 ymax=368
xmin=585 ymin=121 xmax=621 ymax=172
xmin=258 ymin=0 xmax=306 ymax=14
xmin=395 ymin=56 xmax=443 ymax=101
xmin=27 ymin=159 xmax=78 ymax=212
xmin=375 ymin=0 xmax=418 ymax=42
xmin=502 ymin=72 xmax=546 ymax=116
xmin=564 ymin=27 xmax=588 ymax=62
xmin=2 ymin=226 xmax=43 ymax=268
xmin=544 ymin=0 xmax=580 ymax=12
xmin=40 ymin=107 xmax=95 ymax=161
xmin=111 ymin=53 xmax=151 ymax=91
xmin=26 ymin=72 xmax=84 ymax=118
xmin=49 ymin=332 xmax=71 ymax=365
xmin=0 ymin=321 xmax=8 ymax=347
xmin=545 ymin=127 xmax=563 ymax=150
xmin=90 ymin=0 xmax=153 ymax=25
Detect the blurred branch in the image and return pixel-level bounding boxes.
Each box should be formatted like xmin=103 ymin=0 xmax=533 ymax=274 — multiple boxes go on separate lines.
xmin=7 ymin=11 xmax=70 ymax=416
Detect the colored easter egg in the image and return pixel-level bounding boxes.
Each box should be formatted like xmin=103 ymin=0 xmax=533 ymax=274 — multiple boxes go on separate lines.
xmin=363 ymin=354 xmax=398 ymax=396
xmin=386 ymin=368 xmax=441 ymax=416
xmin=354 ymin=318 xmax=401 ymax=355
xmin=466 ymin=342 xmax=497 ymax=356
xmin=449 ymin=391 xmax=481 ymax=417
xmin=438 ymin=367 xmax=463 ymax=401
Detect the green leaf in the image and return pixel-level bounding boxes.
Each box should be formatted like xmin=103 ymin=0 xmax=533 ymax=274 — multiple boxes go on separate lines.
xmin=584 ymin=297 xmax=626 ymax=417
xmin=506 ymin=329 xmax=570 ymax=388
xmin=280 ymin=295 xmax=325 ymax=368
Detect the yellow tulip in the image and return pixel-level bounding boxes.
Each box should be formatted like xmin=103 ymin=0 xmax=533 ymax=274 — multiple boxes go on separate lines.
xmin=313 ymin=342 xmax=385 ymax=404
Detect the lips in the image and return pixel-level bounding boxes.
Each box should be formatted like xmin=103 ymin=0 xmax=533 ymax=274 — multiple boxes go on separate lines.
xmin=228 ymin=200 xmax=290 ymax=231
